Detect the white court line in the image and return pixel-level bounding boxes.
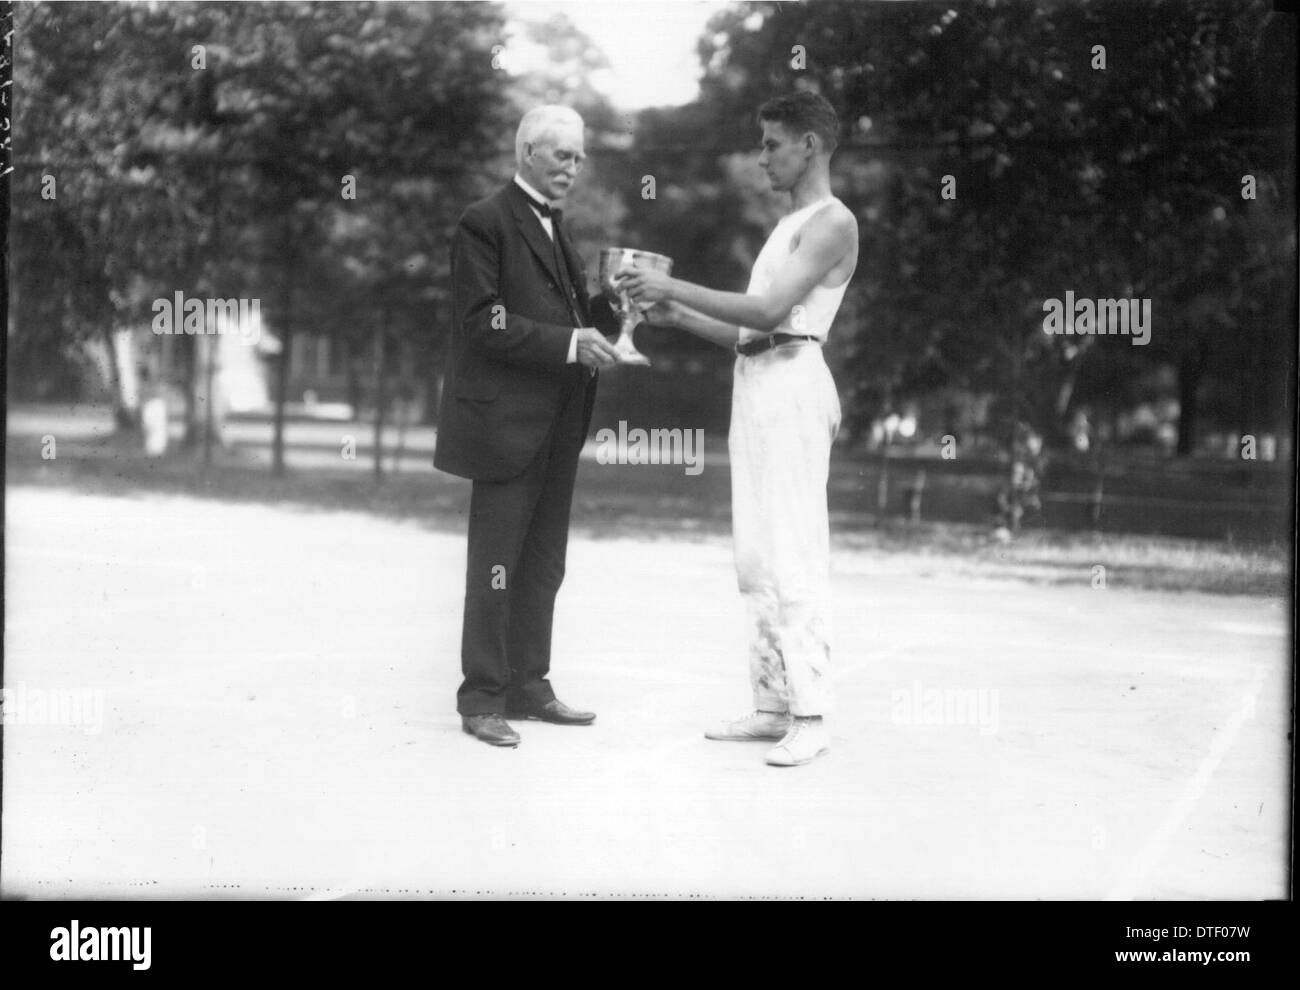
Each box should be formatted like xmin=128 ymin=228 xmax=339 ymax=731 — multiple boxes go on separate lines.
xmin=610 ymin=733 xmax=707 ymax=776
xmin=121 ymin=652 xmax=323 ymax=692
xmin=965 ymin=636 xmax=1281 ymax=666
xmin=5 ymin=541 xmax=287 ymax=632
xmin=834 ymin=629 xmax=1284 ymax=681
xmin=564 ymin=661 xmax=730 ymax=687
xmin=834 ymin=643 xmax=919 ymax=681
xmin=587 ymin=643 xmax=911 ymax=778
xmin=1201 ymin=620 xmax=1287 ymax=637
xmin=301 ymin=728 xmax=709 ymax=903
xmin=4 ymin=589 xmax=282 ymax=633
xmin=1104 ymin=662 xmax=1268 ymax=900
xmin=568 ymin=642 xmax=920 ymax=694
xmin=5 ymin=545 xmax=206 ymax=569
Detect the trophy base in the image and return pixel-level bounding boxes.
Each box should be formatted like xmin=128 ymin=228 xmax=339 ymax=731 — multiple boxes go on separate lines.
xmin=615 ymin=350 xmax=651 ymax=367
xmin=613 ymin=332 xmax=651 ymax=367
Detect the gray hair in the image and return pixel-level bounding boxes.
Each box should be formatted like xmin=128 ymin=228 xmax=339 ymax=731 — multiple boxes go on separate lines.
xmin=515 ymin=105 xmax=585 ymax=166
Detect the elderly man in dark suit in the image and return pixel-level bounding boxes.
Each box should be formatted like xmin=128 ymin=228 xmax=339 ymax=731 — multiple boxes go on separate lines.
xmin=435 ymin=105 xmax=622 ymax=748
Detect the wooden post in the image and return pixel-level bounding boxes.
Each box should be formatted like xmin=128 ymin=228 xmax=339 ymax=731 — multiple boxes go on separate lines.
xmin=202 ymin=332 xmax=216 ymax=469
xmin=908 ymin=469 xmax=926 ymax=523
xmin=203 ymin=158 xmax=221 ymax=469
xmin=877 ymin=442 xmax=890 ymax=512
xmin=272 ymin=210 xmax=294 ymax=478
xmin=391 ymin=341 xmax=411 ymax=476
xmin=1089 ymin=475 xmax=1104 ymax=530
xmin=372 ymin=322 xmax=388 ymax=482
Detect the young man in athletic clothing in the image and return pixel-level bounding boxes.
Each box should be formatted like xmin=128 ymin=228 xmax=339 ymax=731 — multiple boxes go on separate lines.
xmin=622 ymin=92 xmax=858 ymax=766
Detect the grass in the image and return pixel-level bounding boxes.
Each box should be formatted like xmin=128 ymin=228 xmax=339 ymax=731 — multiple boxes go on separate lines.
xmin=5 ymin=426 xmax=1291 ymax=598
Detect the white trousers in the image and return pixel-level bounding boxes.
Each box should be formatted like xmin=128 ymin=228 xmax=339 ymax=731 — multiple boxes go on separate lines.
xmin=729 ymin=343 xmax=841 ymax=716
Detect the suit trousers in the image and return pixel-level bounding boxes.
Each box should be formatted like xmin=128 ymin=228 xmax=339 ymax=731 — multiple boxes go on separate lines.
xmin=456 ymin=371 xmax=589 ymax=715
xmin=729 ymin=343 xmax=841 ymax=716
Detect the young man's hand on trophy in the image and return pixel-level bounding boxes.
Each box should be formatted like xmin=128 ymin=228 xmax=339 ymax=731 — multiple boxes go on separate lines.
xmin=619 ymin=263 xmax=675 ymax=307
xmin=599 ymin=247 xmax=673 ymax=366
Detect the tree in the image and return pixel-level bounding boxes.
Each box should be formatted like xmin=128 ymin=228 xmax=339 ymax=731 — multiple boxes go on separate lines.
xmin=11 ymin=1 xmax=509 ymax=470
xmin=623 ymin=0 xmax=1294 ymax=459
xmin=11 ymin=2 xmax=220 ymax=427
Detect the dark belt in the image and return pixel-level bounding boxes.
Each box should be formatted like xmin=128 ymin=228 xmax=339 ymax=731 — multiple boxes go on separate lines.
xmin=735 ymin=333 xmax=820 ymax=357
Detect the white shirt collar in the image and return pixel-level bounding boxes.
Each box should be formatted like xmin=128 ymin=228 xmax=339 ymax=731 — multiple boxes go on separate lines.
xmin=513 ymin=174 xmax=553 ymax=210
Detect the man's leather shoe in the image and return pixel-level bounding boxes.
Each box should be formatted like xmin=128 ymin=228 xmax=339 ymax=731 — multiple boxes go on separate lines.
xmin=462 ymin=714 xmax=521 ymax=747
xmin=505 ymin=699 xmax=595 ymax=725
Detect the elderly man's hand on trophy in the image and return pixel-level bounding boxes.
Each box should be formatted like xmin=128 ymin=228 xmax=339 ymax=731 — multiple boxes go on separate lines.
xmin=598 ymin=247 xmax=674 ymax=366
xmin=574 ymin=327 xmax=621 ymax=369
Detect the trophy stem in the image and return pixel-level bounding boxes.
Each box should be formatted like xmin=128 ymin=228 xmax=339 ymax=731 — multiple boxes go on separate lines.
xmin=614 ymin=313 xmax=651 ymax=366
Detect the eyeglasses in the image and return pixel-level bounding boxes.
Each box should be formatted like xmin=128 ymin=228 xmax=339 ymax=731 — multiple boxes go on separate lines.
xmin=535 ymin=143 xmax=586 ymax=173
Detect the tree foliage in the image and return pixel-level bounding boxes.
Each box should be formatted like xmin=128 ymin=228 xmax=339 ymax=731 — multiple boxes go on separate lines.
xmin=9 ymin=1 xmax=509 ymax=439
xmin=624 ymin=0 xmax=1295 ymax=451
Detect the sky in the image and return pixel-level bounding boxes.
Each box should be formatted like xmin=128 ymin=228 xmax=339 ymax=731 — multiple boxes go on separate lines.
xmin=504 ymin=0 xmax=733 ymax=110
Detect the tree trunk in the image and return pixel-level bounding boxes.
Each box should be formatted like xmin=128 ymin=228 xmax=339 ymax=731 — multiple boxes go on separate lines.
xmin=346 ymin=341 xmax=363 ymax=422
xmin=372 ymin=324 xmax=388 ymax=482
xmin=1176 ymin=344 xmax=1206 ymax=456
xmin=203 ymin=158 xmax=223 ymax=467
xmin=201 ymin=332 xmax=220 ymax=467
xmin=175 ymin=332 xmax=199 ymax=448
xmin=105 ymin=326 xmax=141 ymax=432
xmin=272 ymin=214 xmax=294 ymax=477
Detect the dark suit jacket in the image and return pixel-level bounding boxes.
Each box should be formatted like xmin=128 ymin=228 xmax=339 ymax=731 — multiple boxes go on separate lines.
xmin=435 ymin=181 xmax=617 ymax=482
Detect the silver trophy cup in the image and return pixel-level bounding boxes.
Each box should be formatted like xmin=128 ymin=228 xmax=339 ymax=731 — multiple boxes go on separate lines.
xmin=598 ymin=247 xmax=673 ymax=366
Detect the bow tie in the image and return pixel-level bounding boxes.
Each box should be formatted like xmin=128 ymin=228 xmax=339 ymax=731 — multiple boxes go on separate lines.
xmin=523 ymin=192 xmax=562 ymax=223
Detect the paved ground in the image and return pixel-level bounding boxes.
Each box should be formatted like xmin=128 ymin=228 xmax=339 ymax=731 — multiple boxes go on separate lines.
xmin=1 ymin=485 xmax=1290 ymax=899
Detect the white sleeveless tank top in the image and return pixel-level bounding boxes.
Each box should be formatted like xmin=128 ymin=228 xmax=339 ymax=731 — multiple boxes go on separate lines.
xmin=737 ymin=195 xmax=850 ymax=345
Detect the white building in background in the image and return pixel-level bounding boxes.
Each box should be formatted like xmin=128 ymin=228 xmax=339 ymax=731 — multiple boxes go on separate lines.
xmin=96 ymin=307 xmax=430 ymax=426
xmin=100 ymin=303 xmax=281 ymax=429
xmin=215 ymin=304 xmax=278 ymax=414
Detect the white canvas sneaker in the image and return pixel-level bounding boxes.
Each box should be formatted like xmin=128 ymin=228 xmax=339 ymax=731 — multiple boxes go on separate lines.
xmin=704 ymin=710 xmax=792 ymax=741
xmin=765 ymin=718 xmax=830 ymax=766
